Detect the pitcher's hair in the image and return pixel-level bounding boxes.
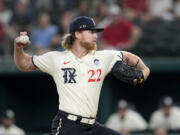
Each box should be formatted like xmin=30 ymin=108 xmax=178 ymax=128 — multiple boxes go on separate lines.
xmin=61 ymin=33 xmax=75 ymax=50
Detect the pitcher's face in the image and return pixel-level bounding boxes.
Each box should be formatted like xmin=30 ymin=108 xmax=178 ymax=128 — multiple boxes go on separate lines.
xmin=79 ymin=30 xmax=98 ymax=51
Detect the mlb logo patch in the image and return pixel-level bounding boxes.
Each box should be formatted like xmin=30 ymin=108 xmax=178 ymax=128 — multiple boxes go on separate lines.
xmin=94 ymin=59 xmax=100 ymax=66
xmin=80 ymin=25 xmax=86 ymax=28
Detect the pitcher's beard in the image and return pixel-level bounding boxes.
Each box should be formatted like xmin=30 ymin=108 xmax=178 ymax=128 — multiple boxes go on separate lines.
xmin=80 ymin=41 xmax=97 ymax=51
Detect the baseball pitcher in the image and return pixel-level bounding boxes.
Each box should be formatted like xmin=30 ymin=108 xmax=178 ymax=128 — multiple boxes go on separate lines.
xmin=14 ymin=16 xmax=150 ymax=135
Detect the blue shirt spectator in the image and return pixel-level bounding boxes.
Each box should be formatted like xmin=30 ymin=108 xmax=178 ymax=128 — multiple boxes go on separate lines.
xmin=30 ymin=25 xmax=58 ymax=48
xmin=30 ymin=12 xmax=58 ymax=51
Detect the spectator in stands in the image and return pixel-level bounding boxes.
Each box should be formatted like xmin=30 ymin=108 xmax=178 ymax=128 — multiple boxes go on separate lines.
xmin=30 ymin=12 xmax=58 ymax=54
xmin=57 ymin=10 xmax=74 ymax=35
xmin=49 ymin=11 xmax=74 ymax=52
xmin=148 ymin=0 xmax=174 ymax=21
xmin=0 ymin=20 xmax=5 ymax=57
xmin=34 ymin=0 xmax=53 ymax=14
xmin=1 ymin=0 xmax=33 ymax=58
xmin=97 ymin=4 xmax=120 ymax=28
xmin=174 ymin=0 xmax=180 ymax=19
xmin=0 ymin=21 xmax=4 ymax=40
xmin=149 ymin=96 xmax=180 ymax=135
xmin=73 ymin=0 xmax=89 ymax=17
xmin=0 ymin=0 xmax=12 ymax=25
xmin=96 ymin=2 xmax=108 ymax=26
xmin=10 ymin=0 xmax=33 ymax=32
xmin=55 ymin=0 xmax=78 ymax=11
xmin=49 ymin=34 xmax=64 ymax=51
xmin=105 ymin=99 xmax=147 ymax=135
xmin=122 ymin=0 xmax=149 ymax=22
xmin=0 ymin=109 xmax=25 ymax=135
xmin=99 ymin=4 xmax=142 ymax=50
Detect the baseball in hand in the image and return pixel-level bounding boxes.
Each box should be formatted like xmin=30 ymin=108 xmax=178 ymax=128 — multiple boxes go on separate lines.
xmin=17 ymin=35 xmax=30 ymax=44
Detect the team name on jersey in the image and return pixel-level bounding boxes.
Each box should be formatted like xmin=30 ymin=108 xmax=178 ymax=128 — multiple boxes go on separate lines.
xmin=61 ymin=68 xmax=77 ymax=83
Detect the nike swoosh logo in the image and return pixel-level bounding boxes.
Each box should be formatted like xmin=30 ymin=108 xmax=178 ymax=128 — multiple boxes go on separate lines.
xmin=64 ymin=61 xmax=71 ymax=65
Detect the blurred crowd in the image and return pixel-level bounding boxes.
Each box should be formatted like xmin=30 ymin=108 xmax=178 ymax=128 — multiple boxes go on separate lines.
xmin=0 ymin=109 xmax=25 ymax=135
xmin=105 ymin=96 xmax=180 ymax=135
xmin=1 ymin=0 xmax=180 ymax=60
xmin=1 ymin=1 xmax=180 ymax=134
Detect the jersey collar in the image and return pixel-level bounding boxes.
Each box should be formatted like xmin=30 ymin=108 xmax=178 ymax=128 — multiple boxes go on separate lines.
xmin=66 ymin=50 xmax=96 ymax=60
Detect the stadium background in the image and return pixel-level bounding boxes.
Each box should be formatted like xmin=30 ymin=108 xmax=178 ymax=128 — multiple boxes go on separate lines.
xmin=0 ymin=0 xmax=180 ymax=135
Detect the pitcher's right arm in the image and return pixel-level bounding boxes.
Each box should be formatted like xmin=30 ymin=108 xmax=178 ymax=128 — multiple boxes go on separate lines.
xmin=14 ymin=32 xmax=38 ymax=72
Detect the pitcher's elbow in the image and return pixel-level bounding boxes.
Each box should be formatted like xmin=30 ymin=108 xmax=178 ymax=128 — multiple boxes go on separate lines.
xmin=16 ymin=64 xmax=29 ymax=72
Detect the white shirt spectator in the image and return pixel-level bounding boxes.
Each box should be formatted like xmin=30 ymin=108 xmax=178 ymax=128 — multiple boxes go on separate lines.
xmin=0 ymin=0 xmax=12 ymax=25
xmin=148 ymin=0 xmax=174 ymax=21
xmin=174 ymin=0 xmax=180 ymax=18
xmin=97 ymin=4 xmax=121 ymax=28
xmin=0 ymin=124 xmax=25 ymax=135
xmin=106 ymin=109 xmax=147 ymax=132
xmin=149 ymin=106 xmax=180 ymax=130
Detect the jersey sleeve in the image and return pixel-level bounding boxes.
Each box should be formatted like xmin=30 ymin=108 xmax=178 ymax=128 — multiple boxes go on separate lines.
xmin=32 ymin=52 xmax=55 ymax=75
xmin=107 ymin=50 xmax=123 ymax=73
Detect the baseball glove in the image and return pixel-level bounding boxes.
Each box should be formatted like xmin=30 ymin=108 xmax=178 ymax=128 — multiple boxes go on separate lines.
xmin=111 ymin=60 xmax=144 ymax=86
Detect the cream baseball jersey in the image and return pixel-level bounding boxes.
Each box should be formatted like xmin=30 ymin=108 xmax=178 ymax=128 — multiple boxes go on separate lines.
xmin=32 ymin=50 xmax=122 ymax=117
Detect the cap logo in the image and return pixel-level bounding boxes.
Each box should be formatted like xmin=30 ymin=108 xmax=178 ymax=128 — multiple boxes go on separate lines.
xmin=91 ymin=18 xmax=96 ymax=25
xmin=80 ymin=25 xmax=86 ymax=28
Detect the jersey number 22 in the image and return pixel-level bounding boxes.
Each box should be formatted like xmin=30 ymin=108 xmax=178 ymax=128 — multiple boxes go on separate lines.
xmin=88 ymin=69 xmax=102 ymax=82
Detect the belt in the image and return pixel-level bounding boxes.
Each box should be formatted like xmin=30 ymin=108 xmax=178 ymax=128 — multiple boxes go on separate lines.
xmin=59 ymin=110 xmax=96 ymax=125
xmin=67 ymin=114 xmax=96 ymax=125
